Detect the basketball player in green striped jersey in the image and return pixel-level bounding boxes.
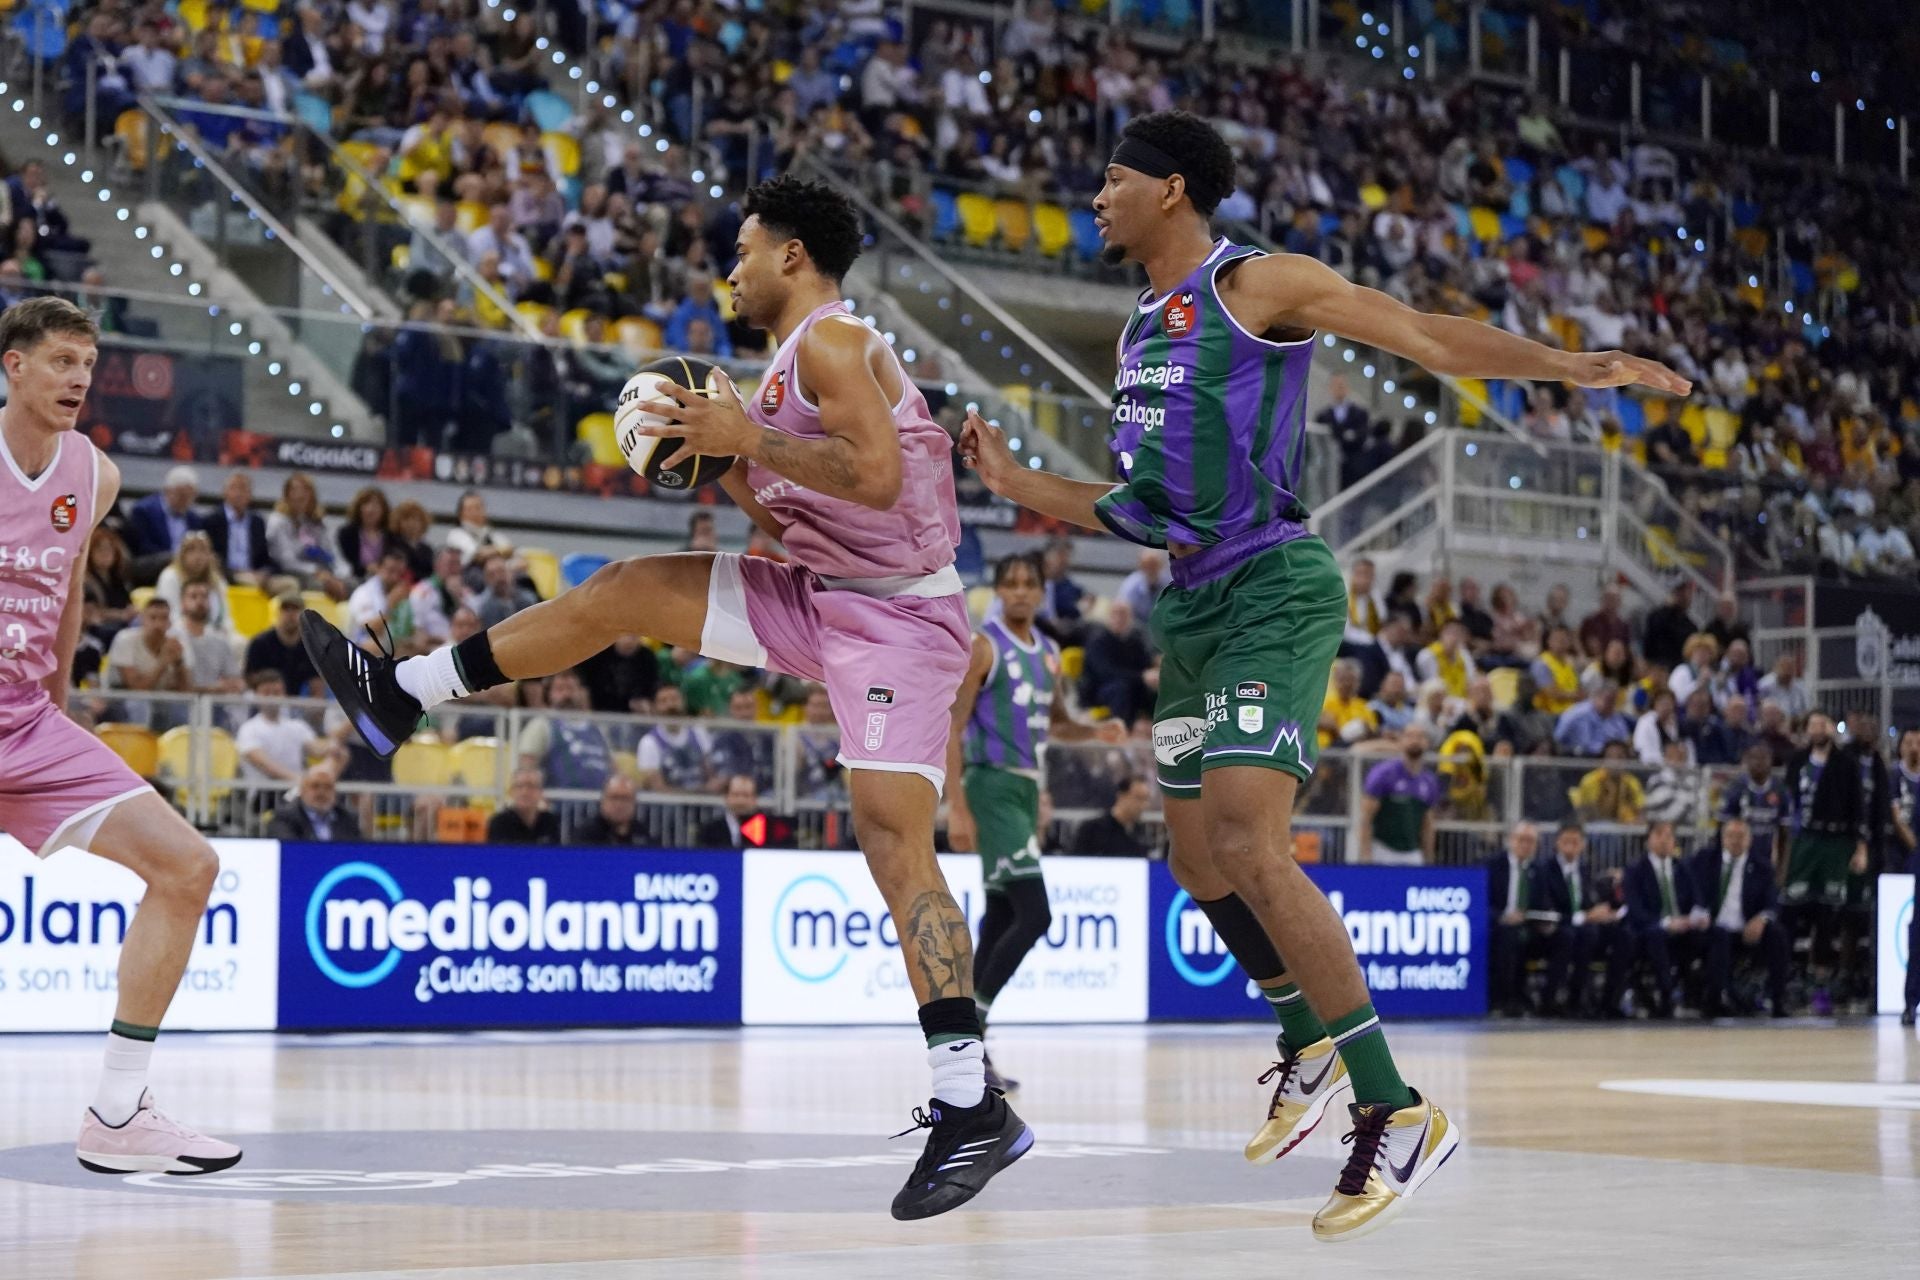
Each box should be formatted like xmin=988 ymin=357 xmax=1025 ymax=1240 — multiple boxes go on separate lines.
xmin=963 ymin=110 xmax=1689 ymax=1241
xmin=944 ymin=552 xmax=1125 ymax=1092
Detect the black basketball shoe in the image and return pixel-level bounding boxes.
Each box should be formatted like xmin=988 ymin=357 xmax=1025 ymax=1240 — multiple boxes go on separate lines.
xmin=300 ymin=610 xmax=421 ymax=758
xmin=888 ymin=1090 xmax=1033 ymax=1221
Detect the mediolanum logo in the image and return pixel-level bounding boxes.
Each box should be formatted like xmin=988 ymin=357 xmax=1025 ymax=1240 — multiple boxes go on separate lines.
xmin=770 ymin=872 xmax=894 ymax=983
xmin=305 ymin=862 xmax=721 ymax=989
xmin=1163 ymin=889 xmax=1237 ymax=986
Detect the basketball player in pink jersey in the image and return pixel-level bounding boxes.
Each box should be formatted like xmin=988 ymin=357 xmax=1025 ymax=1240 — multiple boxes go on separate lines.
xmin=0 ymin=298 xmax=242 ymax=1175
xmin=299 ymin=177 xmax=1031 ymax=1220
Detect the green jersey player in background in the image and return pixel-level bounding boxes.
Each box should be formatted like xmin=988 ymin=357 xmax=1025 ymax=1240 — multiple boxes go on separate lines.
xmin=963 ymin=109 xmax=1688 ymax=1242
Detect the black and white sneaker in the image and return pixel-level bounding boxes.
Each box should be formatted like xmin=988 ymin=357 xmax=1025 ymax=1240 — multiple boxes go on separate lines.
xmin=888 ymin=1090 xmax=1033 ymax=1221
xmin=300 ymin=610 xmax=421 ymax=758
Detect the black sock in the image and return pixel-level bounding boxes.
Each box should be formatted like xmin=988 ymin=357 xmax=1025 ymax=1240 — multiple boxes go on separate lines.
xmin=452 ymin=630 xmax=510 ymax=694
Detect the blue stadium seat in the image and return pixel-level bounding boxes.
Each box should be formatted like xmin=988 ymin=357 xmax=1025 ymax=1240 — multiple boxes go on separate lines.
xmin=1555 ymin=165 xmax=1585 ymax=205
xmin=525 ymin=90 xmax=574 ymax=133
xmin=1070 ymin=207 xmax=1103 ymax=260
xmin=1509 ymin=187 xmax=1532 ymax=219
xmin=1498 ymin=213 xmax=1527 ymax=241
xmin=930 ymin=187 xmax=958 ymax=241
xmin=1503 ymin=156 xmax=1534 ymax=187
xmin=1790 ymin=261 xmax=1816 ymax=296
xmin=1615 ymin=396 xmax=1646 ymax=436
xmin=294 ymin=92 xmax=333 ymax=137
xmin=561 ymin=553 xmax=610 ymax=589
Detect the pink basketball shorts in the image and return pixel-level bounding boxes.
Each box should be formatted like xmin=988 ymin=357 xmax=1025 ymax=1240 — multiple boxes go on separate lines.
xmin=700 ymin=553 xmax=971 ymax=793
xmin=0 ymin=684 xmax=152 ymax=856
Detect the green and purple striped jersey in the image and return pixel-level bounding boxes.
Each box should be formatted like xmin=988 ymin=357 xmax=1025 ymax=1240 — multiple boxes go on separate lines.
xmin=1094 ymin=239 xmax=1316 ymax=553
xmin=963 ymin=620 xmax=1059 ymax=773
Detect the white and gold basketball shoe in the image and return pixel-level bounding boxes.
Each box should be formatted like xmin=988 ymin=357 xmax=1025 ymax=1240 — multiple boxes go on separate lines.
xmin=1244 ymin=1036 xmax=1351 ymax=1162
xmin=1312 ymin=1089 xmax=1460 ymax=1243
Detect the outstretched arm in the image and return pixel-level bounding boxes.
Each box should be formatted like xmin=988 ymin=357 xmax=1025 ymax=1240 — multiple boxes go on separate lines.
xmin=1221 ymin=252 xmax=1692 ymax=394
xmin=960 ymin=410 xmax=1112 ymax=530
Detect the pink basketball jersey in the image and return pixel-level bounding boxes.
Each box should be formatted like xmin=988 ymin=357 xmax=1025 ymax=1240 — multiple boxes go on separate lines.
xmin=744 ymin=302 xmax=960 ymax=581
xmin=0 ymin=430 xmax=98 ymax=686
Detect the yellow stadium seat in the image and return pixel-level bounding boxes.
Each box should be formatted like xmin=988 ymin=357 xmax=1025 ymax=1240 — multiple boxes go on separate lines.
xmin=1467 ymin=205 xmax=1501 ymax=243
xmin=1641 ymin=395 xmax=1669 ymax=427
xmin=521 ymin=547 xmax=560 ymax=600
xmin=338 ymin=139 xmax=385 ymax=175
xmin=178 ymin=0 xmax=209 ymax=30
xmin=712 ymin=278 xmax=736 ymax=321
xmin=1033 ymin=202 xmax=1071 ymax=256
xmin=157 ymin=726 xmax=238 ymax=799
xmin=1701 ymin=447 xmax=1728 ymax=469
xmin=994 ymin=198 xmax=1032 ymax=250
xmin=1678 ymin=403 xmax=1707 ymax=446
xmin=957 ymin=192 xmax=998 ymax=247
xmin=96 ymin=723 xmax=159 ymax=779
xmin=530 ymin=256 xmax=553 ymax=282
xmin=449 ymin=736 xmax=501 ymax=792
xmin=1359 ymin=182 xmax=1388 ymax=210
xmin=131 ymin=586 xmax=155 ymax=610
xmin=115 ymin=109 xmax=151 ymax=172
xmin=965 ymin=584 xmax=993 ymax=621
xmin=393 ymin=735 xmax=452 ymax=788
xmin=1486 ymin=666 xmax=1520 ymax=711
xmin=1703 ymin=406 xmax=1739 ymax=451
xmin=616 ymin=315 xmax=662 ymax=357
xmin=300 ymin=589 xmax=346 ymax=630
xmin=1455 ymin=376 xmax=1487 ymax=427
xmin=541 ymin=131 xmax=581 ymax=177
xmin=1580 ymin=225 xmax=1610 ymax=251
xmin=1735 ymin=227 xmax=1769 ymax=257
xmin=558 ymin=307 xmax=594 ymax=343
xmin=577 ymin=412 xmax=623 ymax=467
xmin=455 ymin=199 xmax=489 ymax=234
xmin=1059 ymin=646 xmax=1084 ymax=680
xmin=482 ymin=121 xmax=521 ymax=156
xmin=227 ymin=583 xmax=270 ymax=639
xmin=515 ymin=300 xmax=554 ymax=328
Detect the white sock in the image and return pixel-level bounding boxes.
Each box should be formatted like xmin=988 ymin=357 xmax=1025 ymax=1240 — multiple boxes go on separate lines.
xmin=92 ymin=1032 xmax=154 ymax=1126
xmin=394 ymin=646 xmax=468 ymax=710
xmin=928 ymin=1038 xmax=986 ymax=1109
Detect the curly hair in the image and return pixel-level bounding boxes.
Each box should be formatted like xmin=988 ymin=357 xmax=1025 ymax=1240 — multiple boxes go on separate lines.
xmin=1120 ymin=111 xmax=1236 ymax=215
xmin=744 ymin=176 xmax=864 ymax=281
xmin=992 ymin=551 xmax=1045 ymax=587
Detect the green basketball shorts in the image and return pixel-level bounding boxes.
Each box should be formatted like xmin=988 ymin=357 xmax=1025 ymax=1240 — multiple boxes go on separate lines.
xmin=962 ymin=765 xmax=1042 ymax=890
xmin=1149 ymin=534 xmax=1347 ymax=792
xmin=1784 ymin=832 xmax=1855 ymax=907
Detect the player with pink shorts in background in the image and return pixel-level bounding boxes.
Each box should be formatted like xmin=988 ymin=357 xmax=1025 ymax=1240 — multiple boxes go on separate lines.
xmin=298 ymin=176 xmax=1031 ymax=1220
xmin=0 ymin=297 xmax=242 ymax=1175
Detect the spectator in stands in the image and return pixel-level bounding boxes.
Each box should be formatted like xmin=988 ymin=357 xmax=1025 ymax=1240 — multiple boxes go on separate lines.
xmin=84 ymin=528 xmax=136 ymax=633
xmin=515 ymin=668 xmax=614 ymax=794
xmin=1352 ymin=612 xmax=1417 ymax=699
xmin=1624 ymin=819 xmax=1709 ymax=1018
xmin=637 ymin=685 xmax=715 ymax=794
xmin=246 ymin=593 xmax=319 ymax=695
xmin=1717 ymin=638 xmax=1760 ymax=714
xmin=171 ymin=580 xmax=243 ymax=696
xmin=1667 ymin=633 xmax=1720 ymax=705
xmin=409 ymin=196 xmax=470 ymax=279
xmin=267 ymin=765 xmax=362 ymax=842
xmin=1704 ymin=594 xmax=1750 ymax=653
xmin=267 ymin=472 xmax=348 ymax=600
xmin=1633 ymin=688 xmax=1684 ymax=765
xmin=1317 ymin=373 xmax=1372 ymax=488
xmin=1641 ymin=579 xmax=1696 ymax=671
xmin=1583 ymin=636 xmax=1636 ymax=695
xmin=235 ymin=670 xmax=317 ymax=785
xmin=1753 ymin=698 xmax=1796 ymax=763
xmin=1409 ymin=679 xmax=1454 ymax=742
xmin=1454 ymin=577 xmax=1495 ymax=649
xmin=203 ymin=471 xmax=274 ymax=590
xmin=708 ymin=688 xmax=775 ymax=790
xmin=1757 ymin=654 xmax=1811 ymax=724
xmin=445 ymin=490 xmax=514 ymax=568
xmin=1818 ymin=507 xmax=1867 ymax=576
xmin=1858 ymin=510 xmax=1916 ymax=576
xmin=346 ymin=548 xmax=428 ymax=657
xmin=1361 ymin=726 xmax=1440 ymax=866
xmin=576 ymin=775 xmax=650 ymax=847
xmin=1531 ymin=822 xmax=1630 ymax=1018
xmin=1569 ymin=740 xmax=1646 ymax=824
xmin=1693 ymin=815 xmax=1790 ymax=1018
xmin=388 ymin=500 xmax=435 ymax=584
xmin=1415 ymin=618 xmax=1477 ymax=699
xmin=154 ymin=532 xmax=233 ymax=639
xmin=1492 ymin=673 xmax=1556 ymax=757
xmin=1070 ymin=776 xmax=1154 ymax=857
xmin=335 ymin=486 xmax=394 ymax=581
xmin=474 ymin=555 xmax=537 ymax=628
xmin=1318 ymin=657 xmax=1379 ymax=749
xmin=1114 ymin=550 xmax=1166 ymax=624
xmin=486 ymin=767 xmax=562 ymax=844
xmin=1642 ymin=412 xmax=1698 ymax=476
xmin=662 ymin=268 xmax=733 ymax=357
xmin=695 ymin=774 xmax=763 ymax=849
xmin=122 ymin=21 xmax=178 ymax=95
xmin=580 ymin=634 xmax=660 ymax=715
xmin=1486 ymin=584 xmax=1537 ymax=668
xmin=795 ymin=684 xmax=843 ymax=802
xmin=1645 ymin=740 xmax=1702 ymax=824
xmin=1488 ymin=821 xmax=1540 ymax=1016
xmin=1081 ymin=599 xmax=1153 ymax=724
xmin=124 ymin=465 xmax=204 ymax=584
xmin=1035 ymin=538 xmax=1085 ymax=637
xmin=410 ymin=546 xmax=471 ymax=647
xmin=467 ymin=203 xmax=537 ymax=292
xmin=1382 ymin=572 xmax=1424 ymax=634
xmin=7 ymin=160 xmax=84 ymax=258
xmin=1682 ymin=688 xmax=1738 ymax=766
xmin=1529 ymin=624 xmax=1583 ymax=716
xmin=1342 ymin=556 xmax=1383 ymax=646
xmin=1368 ymin=670 xmax=1416 ymax=738
xmin=1536 ymin=583 xmax=1575 ymax=638
xmin=1556 ymin=679 xmax=1633 ymax=758
xmin=1578 ymin=584 xmax=1632 ymax=660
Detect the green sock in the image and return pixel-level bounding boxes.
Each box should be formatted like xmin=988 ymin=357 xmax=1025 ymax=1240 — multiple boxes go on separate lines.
xmin=1325 ymin=1003 xmax=1415 ymax=1109
xmin=109 ymin=1019 xmax=159 ymax=1042
xmin=1258 ymin=978 xmax=1328 ymax=1050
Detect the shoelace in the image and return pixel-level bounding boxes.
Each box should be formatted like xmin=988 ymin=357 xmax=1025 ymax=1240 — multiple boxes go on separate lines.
xmin=137 ymin=1105 xmax=203 ymax=1142
xmin=1256 ymin=1051 xmax=1302 ymax=1118
xmin=890 ymin=1105 xmax=946 ymax=1183
xmin=368 ymin=610 xmax=397 ymax=662
xmin=890 ymin=1105 xmax=937 ymax=1141
xmin=1333 ymin=1107 xmax=1393 ymax=1196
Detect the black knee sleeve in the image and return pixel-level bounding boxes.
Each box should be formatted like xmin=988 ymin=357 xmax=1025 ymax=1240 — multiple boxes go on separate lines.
xmin=1195 ymin=892 xmax=1285 ymax=983
xmin=972 ymin=890 xmax=1017 ymax=986
xmin=975 ymin=879 xmax=1052 ymax=1003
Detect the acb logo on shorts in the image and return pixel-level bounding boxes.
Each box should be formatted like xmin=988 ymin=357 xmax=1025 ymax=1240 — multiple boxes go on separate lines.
xmin=865 ymin=686 xmax=894 ymax=705
xmin=1235 ymin=682 xmax=1267 ymax=700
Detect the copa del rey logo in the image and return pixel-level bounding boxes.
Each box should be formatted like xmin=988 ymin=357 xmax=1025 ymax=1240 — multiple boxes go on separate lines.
xmin=760 ymin=371 xmax=786 ymax=413
xmin=49 ymin=494 xmax=77 ymax=533
xmin=1162 ymin=291 xmax=1197 ymax=337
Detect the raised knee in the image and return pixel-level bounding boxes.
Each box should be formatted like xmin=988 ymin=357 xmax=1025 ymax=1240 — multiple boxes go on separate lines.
xmin=160 ymin=840 xmax=219 ymax=900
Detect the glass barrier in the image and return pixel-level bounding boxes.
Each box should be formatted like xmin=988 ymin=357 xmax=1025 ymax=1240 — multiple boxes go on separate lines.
xmin=1715 ymin=80 xmax=1773 ymax=151
xmin=1214 ymin=0 xmax=1300 ymax=44
xmin=1564 ymin=46 xmax=1634 ymax=125
xmin=1473 ymin=6 xmax=1534 ymax=82
xmin=1645 ymin=68 xmax=1704 ymax=139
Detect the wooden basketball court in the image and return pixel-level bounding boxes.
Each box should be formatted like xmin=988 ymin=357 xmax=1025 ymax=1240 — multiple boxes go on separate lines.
xmin=1 ymin=1021 xmax=1914 ymax=1278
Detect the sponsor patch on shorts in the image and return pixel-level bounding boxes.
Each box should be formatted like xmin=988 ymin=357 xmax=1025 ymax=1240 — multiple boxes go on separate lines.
xmin=1153 ymin=716 xmax=1206 ymax=765
xmin=1236 ymin=681 xmax=1267 ymax=700
xmin=1237 ymin=705 xmax=1264 ymax=733
xmin=866 ymin=686 xmax=895 ymax=705
xmin=864 ymin=711 xmax=887 ymax=751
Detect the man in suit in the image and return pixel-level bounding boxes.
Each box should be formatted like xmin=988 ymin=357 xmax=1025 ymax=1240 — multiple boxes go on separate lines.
xmin=576 ymin=774 xmax=651 ymax=846
xmin=695 ymin=774 xmax=762 ymax=848
xmin=124 ymin=465 xmax=205 ymax=585
xmin=1350 ymin=613 xmax=1417 ymax=700
xmin=266 ymin=765 xmax=363 ymax=842
xmin=1316 ymin=373 xmax=1373 ymax=489
xmin=486 ymin=768 xmax=563 ymax=844
xmin=1689 ymin=816 xmax=1790 ymax=1017
xmin=1528 ymin=822 xmax=1631 ymax=1017
xmin=1623 ymin=819 xmax=1708 ymax=1017
xmin=202 ymin=471 xmax=273 ymax=588
xmin=1487 ymin=821 xmax=1540 ymax=1016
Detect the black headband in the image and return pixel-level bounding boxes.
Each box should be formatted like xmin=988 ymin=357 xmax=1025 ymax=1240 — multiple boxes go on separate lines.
xmin=1110 ymin=135 xmax=1181 ymax=180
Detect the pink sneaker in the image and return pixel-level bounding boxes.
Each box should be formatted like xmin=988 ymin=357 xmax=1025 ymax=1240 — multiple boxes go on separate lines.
xmin=76 ymin=1090 xmax=243 ymax=1176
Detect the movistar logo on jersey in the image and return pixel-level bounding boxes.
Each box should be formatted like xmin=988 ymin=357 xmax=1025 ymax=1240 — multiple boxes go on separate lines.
xmin=1113 ymin=400 xmax=1167 ymax=431
xmin=1114 ymin=363 xmax=1187 ymax=391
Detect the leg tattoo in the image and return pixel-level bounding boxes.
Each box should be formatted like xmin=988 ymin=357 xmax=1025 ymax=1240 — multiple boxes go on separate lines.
xmin=905 ymin=890 xmax=975 ymax=1000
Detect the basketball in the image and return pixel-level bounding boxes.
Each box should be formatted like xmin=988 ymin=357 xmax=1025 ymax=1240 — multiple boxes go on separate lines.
xmin=614 ymin=356 xmax=737 ymax=491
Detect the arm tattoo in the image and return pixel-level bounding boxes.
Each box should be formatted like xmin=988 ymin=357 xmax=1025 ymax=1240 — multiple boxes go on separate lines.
xmin=755 ymin=427 xmax=858 ymax=493
xmin=902 ymin=889 xmax=974 ymax=1001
